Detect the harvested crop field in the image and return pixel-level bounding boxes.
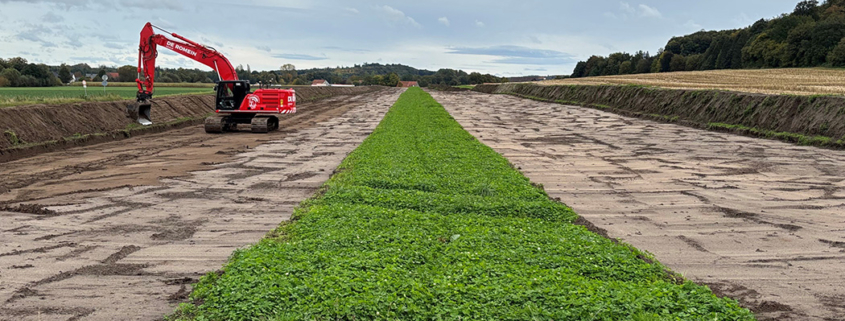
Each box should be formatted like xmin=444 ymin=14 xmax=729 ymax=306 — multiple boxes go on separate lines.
xmin=544 ymin=68 xmax=845 ymax=96
xmin=0 ymin=87 xmax=214 ymax=107
xmin=432 ymin=90 xmax=845 ymax=321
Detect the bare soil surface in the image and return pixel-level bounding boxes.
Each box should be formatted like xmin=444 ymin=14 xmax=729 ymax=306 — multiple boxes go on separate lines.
xmin=0 ymin=89 xmax=402 ymax=320
xmin=431 ymin=90 xmax=845 ymax=321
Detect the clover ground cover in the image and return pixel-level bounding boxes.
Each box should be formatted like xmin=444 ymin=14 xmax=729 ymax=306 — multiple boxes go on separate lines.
xmin=172 ymin=87 xmax=754 ymax=320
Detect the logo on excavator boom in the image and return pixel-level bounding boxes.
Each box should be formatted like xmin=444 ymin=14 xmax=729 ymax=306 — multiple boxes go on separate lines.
xmin=165 ymin=41 xmax=197 ymax=57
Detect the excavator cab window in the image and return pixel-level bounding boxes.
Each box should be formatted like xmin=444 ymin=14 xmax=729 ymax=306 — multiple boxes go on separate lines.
xmin=215 ymin=81 xmax=250 ymax=111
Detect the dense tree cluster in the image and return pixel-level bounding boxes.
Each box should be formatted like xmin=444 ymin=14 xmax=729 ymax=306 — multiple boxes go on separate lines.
xmin=0 ymin=58 xmax=505 ymax=88
xmin=265 ymin=63 xmax=506 ymax=87
xmin=572 ymin=0 xmax=845 ymax=77
xmin=0 ymin=57 xmax=62 ymax=87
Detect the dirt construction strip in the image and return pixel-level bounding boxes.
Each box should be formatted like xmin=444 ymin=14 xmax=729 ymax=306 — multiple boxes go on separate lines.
xmin=0 ymin=89 xmax=402 ymax=320
xmin=430 ymin=91 xmax=845 ymax=321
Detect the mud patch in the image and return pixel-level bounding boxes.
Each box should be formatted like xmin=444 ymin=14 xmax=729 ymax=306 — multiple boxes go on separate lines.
xmin=167 ymin=284 xmax=191 ymax=302
xmin=819 ymin=239 xmax=845 ymax=248
xmin=225 ymin=168 xmax=270 ymax=180
xmin=677 ymin=235 xmax=709 ymax=253
xmin=0 ymin=242 xmax=76 ymax=258
xmin=284 ymin=172 xmax=319 ymax=182
xmin=11 ymin=264 xmax=35 ymax=269
xmin=102 ymin=245 xmax=141 ymax=264
xmin=704 ymin=281 xmax=795 ymax=318
xmin=55 ymin=245 xmax=99 ymax=261
xmin=156 ymin=191 xmax=217 ymax=200
xmin=249 ymin=182 xmax=278 ymax=189
xmin=817 ymin=294 xmax=845 ymax=314
xmin=216 ymin=148 xmax=246 ymax=156
xmin=717 ymin=207 xmax=803 ymax=231
xmin=149 ymin=217 xmax=206 ymax=241
xmin=0 ymin=203 xmax=58 ymax=216
xmin=573 ymin=216 xmax=611 ymax=239
xmin=151 ymin=227 xmax=198 ymax=241
xmin=6 ymin=288 xmax=42 ymax=303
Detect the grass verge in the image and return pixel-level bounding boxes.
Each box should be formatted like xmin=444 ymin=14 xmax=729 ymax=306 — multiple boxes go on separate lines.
xmin=170 ymin=88 xmax=754 ymax=320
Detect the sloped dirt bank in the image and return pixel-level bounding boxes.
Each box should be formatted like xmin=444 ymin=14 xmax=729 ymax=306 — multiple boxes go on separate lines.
xmin=0 ymin=86 xmax=383 ymax=162
xmin=474 ymin=83 xmax=845 ymax=148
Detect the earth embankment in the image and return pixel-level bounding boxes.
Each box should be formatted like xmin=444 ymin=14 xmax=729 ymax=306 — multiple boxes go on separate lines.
xmin=475 ymin=83 xmax=845 ymax=147
xmin=0 ymin=86 xmax=382 ymax=161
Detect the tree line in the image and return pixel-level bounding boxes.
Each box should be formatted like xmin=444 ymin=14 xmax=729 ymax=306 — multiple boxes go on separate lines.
xmin=0 ymin=58 xmax=505 ymax=88
xmin=242 ymin=63 xmax=505 ymax=87
xmin=571 ymin=0 xmax=845 ymax=77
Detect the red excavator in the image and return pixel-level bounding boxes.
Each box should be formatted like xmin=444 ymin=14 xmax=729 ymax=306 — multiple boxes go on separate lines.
xmin=127 ymin=22 xmax=296 ymax=133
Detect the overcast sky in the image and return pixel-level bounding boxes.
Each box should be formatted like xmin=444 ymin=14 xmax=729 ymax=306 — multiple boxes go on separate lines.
xmin=0 ymin=0 xmax=800 ymax=76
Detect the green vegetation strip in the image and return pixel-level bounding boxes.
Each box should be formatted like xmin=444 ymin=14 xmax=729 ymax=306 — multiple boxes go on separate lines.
xmin=173 ymin=88 xmax=753 ymax=320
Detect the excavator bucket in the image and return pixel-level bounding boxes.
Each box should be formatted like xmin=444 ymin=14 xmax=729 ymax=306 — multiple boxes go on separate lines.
xmin=127 ymin=102 xmax=153 ymax=126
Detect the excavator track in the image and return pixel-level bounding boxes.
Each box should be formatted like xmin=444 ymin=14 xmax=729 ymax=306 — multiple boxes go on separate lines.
xmin=204 ymin=116 xmax=228 ymax=133
xmin=250 ymin=116 xmax=279 ymax=133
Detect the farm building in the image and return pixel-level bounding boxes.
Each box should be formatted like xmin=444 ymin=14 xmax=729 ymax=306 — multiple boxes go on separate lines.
xmin=311 ymin=79 xmax=330 ymax=87
xmin=106 ymin=72 xmax=119 ymax=80
xmin=397 ymin=81 xmax=419 ymax=88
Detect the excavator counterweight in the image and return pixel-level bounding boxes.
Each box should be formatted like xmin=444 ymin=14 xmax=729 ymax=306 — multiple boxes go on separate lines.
xmin=129 ymin=22 xmax=295 ymax=133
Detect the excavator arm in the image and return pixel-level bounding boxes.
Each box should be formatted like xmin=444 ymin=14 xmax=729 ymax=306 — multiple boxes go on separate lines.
xmin=129 ymin=22 xmax=239 ymax=125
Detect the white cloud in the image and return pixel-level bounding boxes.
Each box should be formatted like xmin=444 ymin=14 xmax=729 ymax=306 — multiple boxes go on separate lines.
xmin=345 ymin=7 xmax=359 ymax=14
xmin=616 ymin=2 xmax=662 ymax=19
xmin=438 ymin=17 xmax=450 ymax=26
xmin=638 ymin=4 xmax=661 ymax=18
xmin=733 ymin=12 xmax=752 ymax=27
xmin=375 ymin=5 xmax=422 ymax=28
xmin=684 ymin=20 xmax=703 ymax=31
xmin=620 ymin=2 xmax=635 ymax=14
xmin=475 ymin=20 xmax=485 ymax=27
xmin=239 ymin=0 xmax=311 ymax=10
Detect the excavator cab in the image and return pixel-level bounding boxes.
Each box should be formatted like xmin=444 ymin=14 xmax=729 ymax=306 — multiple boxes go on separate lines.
xmin=215 ymin=81 xmax=250 ymax=111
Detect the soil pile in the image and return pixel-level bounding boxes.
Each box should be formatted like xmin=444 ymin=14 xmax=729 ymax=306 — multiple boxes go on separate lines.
xmin=474 ymin=83 xmax=845 ymax=147
xmin=0 ymin=86 xmax=382 ymax=161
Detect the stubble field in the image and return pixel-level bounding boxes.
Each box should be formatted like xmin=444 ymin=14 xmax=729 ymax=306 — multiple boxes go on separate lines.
xmin=544 ymin=68 xmax=845 ymax=96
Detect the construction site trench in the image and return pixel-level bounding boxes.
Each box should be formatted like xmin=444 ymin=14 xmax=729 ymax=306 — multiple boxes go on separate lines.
xmin=1 ymin=87 xmax=844 ymax=320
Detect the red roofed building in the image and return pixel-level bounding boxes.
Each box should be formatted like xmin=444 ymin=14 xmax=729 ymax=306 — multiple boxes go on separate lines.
xmin=106 ymin=72 xmax=119 ymax=81
xmin=397 ymin=81 xmax=419 ymax=88
xmin=311 ymin=79 xmax=330 ymax=86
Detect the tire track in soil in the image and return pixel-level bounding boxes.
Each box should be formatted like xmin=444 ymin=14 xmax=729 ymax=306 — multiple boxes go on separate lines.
xmin=431 ymin=90 xmax=845 ymax=321
xmin=0 ymin=89 xmax=402 ymax=320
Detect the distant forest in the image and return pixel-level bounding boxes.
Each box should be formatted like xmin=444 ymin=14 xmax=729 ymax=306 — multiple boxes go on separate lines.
xmin=572 ymin=0 xmax=845 ymax=77
xmin=0 ymin=57 xmax=506 ymax=88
